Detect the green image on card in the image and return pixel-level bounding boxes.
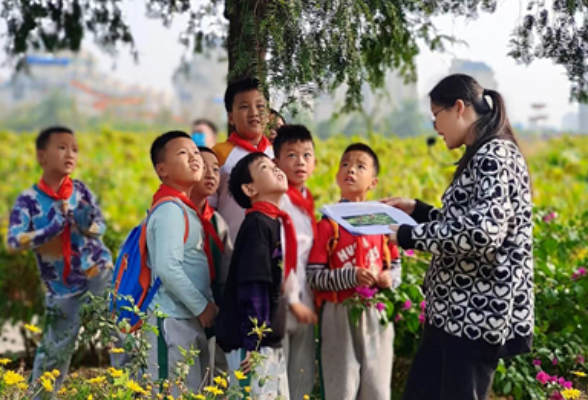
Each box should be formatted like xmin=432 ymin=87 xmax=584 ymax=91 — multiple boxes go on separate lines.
xmin=342 ymin=213 xmax=397 ymax=227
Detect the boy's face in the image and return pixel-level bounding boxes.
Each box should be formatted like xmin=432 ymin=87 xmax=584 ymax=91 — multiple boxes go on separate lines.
xmin=191 ymin=151 xmax=220 ymax=199
xmin=243 ymin=157 xmax=288 ymax=200
xmin=156 ymin=137 xmax=203 ymax=186
xmin=37 ymin=132 xmax=78 ymax=176
xmin=275 ymin=140 xmax=315 ymax=189
xmin=336 ymin=150 xmax=378 ymax=199
xmin=229 ymin=89 xmax=268 ymax=141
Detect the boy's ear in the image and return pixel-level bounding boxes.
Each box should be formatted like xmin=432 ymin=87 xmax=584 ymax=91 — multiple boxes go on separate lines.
xmin=369 ymin=177 xmax=379 ymax=191
xmin=36 ymin=149 xmax=45 ymax=166
xmin=228 ymin=112 xmax=235 ymax=128
xmin=155 ymin=163 xmax=167 ymax=180
xmin=242 ymin=183 xmax=258 ymax=199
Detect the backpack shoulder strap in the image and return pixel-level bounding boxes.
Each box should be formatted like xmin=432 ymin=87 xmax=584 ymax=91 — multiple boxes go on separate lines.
xmin=325 ymin=217 xmax=340 ymax=268
xmin=382 ymin=235 xmax=392 ymax=269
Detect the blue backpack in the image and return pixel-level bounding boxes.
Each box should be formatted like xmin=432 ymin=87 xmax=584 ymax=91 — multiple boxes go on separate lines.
xmin=109 ymin=197 xmax=189 ymax=333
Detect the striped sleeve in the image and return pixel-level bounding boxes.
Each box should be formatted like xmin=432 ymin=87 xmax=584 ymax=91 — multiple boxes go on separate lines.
xmin=307 ymin=264 xmax=357 ymax=292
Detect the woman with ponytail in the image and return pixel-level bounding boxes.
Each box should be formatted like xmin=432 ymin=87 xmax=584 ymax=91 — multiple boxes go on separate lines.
xmin=385 ymin=74 xmax=534 ymax=400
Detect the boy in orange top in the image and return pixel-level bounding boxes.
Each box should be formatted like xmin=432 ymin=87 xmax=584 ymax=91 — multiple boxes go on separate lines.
xmin=211 ymin=77 xmax=274 ymax=243
xmin=307 ymin=143 xmax=402 ymax=400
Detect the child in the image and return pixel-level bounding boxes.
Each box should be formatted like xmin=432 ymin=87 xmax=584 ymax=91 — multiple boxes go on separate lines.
xmin=145 ymin=131 xmax=220 ymax=393
xmin=268 ymin=108 xmax=286 ymax=143
xmin=273 ymin=125 xmax=318 ymax=399
xmin=307 ymin=143 xmax=402 ymax=400
xmin=211 ymin=77 xmax=274 ymax=243
xmin=189 ymin=146 xmax=234 ymax=378
xmin=7 ymin=126 xmax=113 ymax=391
xmin=216 ymin=152 xmax=294 ymax=399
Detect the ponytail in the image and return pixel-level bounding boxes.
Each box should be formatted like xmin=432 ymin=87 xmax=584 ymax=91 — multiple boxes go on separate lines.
xmin=429 ymin=74 xmax=521 ymax=180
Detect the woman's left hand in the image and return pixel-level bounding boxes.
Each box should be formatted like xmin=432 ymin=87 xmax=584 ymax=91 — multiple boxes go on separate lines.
xmin=389 ymin=224 xmax=399 ymax=245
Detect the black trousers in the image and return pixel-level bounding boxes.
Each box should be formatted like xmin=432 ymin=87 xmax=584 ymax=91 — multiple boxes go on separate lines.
xmin=402 ymin=324 xmax=501 ymax=400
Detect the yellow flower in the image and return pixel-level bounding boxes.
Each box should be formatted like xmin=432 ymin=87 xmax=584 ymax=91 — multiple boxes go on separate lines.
xmin=212 ymin=387 xmax=224 ymax=396
xmin=166 ymin=396 xmax=174 ymax=400
xmin=24 ymin=324 xmax=42 ymax=334
xmin=562 ymin=388 xmax=581 ymax=400
xmin=87 ymin=395 xmax=93 ymax=400
xmin=571 ymin=371 xmax=587 ymax=377
xmin=0 ymin=358 xmax=10 ymax=365
xmin=70 ymin=373 xmax=79 ymax=379
xmin=127 ymin=380 xmax=147 ymax=394
xmin=108 ymin=367 xmax=124 ymax=378
xmin=43 ymin=371 xmax=56 ymax=381
xmin=303 ymin=395 xmax=310 ymax=400
xmin=234 ymin=370 xmax=247 ymax=380
xmin=3 ymin=370 xmax=26 ymax=385
xmin=51 ymin=369 xmax=60 ymax=377
xmin=204 ymin=386 xmax=216 ymax=393
xmin=70 ymin=388 xmax=78 ymax=395
xmin=57 ymin=387 xmax=67 ymax=395
xmin=110 ymin=347 xmax=125 ymax=354
xmin=214 ymin=375 xmax=228 ymax=388
xmin=195 ymin=396 xmax=206 ymax=400
xmin=156 ymin=395 xmax=164 ymax=400
xmin=41 ymin=377 xmax=54 ymax=392
xmin=146 ymin=385 xmax=152 ymax=391
xmin=248 ymin=317 xmax=272 ymax=340
xmin=244 ymin=386 xmax=251 ymax=393
xmin=163 ymin=382 xmax=170 ymax=389
xmin=17 ymin=383 xmax=28 ymax=390
xmin=88 ymin=376 xmax=106 ymax=384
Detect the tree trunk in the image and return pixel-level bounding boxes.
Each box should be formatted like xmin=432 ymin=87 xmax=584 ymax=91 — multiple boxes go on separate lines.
xmin=225 ymin=0 xmax=268 ymax=83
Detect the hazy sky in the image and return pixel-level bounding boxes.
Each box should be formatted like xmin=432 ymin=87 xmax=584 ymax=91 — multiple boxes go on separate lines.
xmin=0 ymin=0 xmax=577 ymax=128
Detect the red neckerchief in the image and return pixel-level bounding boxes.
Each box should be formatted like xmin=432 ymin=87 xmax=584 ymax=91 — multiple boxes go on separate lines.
xmin=245 ymin=201 xmax=297 ymax=279
xmin=228 ymin=132 xmax=270 ymax=153
xmin=152 ymin=184 xmax=224 ymax=279
xmin=286 ymin=185 xmax=317 ymax=238
xmin=38 ymin=176 xmax=74 ymax=283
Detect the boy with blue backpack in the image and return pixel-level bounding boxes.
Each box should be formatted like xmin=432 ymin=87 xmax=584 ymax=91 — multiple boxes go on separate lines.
xmin=7 ymin=126 xmax=113 ymax=392
xmin=112 ymin=131 xmax=221 ymax=393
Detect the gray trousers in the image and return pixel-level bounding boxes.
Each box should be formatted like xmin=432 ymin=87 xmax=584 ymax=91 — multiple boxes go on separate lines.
xmin=32 ymin=267 xmax=112 ymax=394
xmin=283 ymin=311 xmax=316 ymax=400
xmin=319 ymin=302 xmax=394 ymax=400
xmin=146 ymin=314 xmax=210 ymax=395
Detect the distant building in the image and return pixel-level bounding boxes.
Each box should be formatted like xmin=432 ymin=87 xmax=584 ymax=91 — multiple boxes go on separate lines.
xmin=0 ymin=51 xmax=171 ymax=120
xmin=579 ymin=104 xmax=588 ymax=134
xmin=562 ymin=111 xmax=579 ymax=133
xmin=448 ymin=59 xmax=498 ymax=90
xmin=171 ymin=46 xmax=227 ymax=128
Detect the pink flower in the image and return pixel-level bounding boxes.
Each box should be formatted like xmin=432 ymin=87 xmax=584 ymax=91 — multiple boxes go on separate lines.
xmin=562 ymin=380 xmax=573 ymax=389
xmin=579 ymin=267 xmax=587 ymax=276
xmin=403 ymin=300 xmax=412 ymax=310
xmin=549 ymin=375 xmax=558 ymax=384
xmin=356 ymin=287 xmax=378 ymax=299
xmin=420 ymin=300 xmax=426 ymax=311
xmin=376 ymin=302 xmax=386 ymax=312
xmin=577 ymin=355 xmax=585 ymax=364
xmin=532 ymin=359 xmax=541 ymax=366
xmin=550 ymin=392 xmax=564 ymax=400
xmin=536 ymin=371 xmax=550 ymax=385
xmin=573 ymin=272 xmax=580 ymax=280
xmin=543 ymin=212 xmax=557 ymax=223
xmin=394 ymin=315 xmax=402 ymax=322
xmin=418 ymin=313 xmax=426 ymax=324
xmin=558 ymin=377 xmax=565 ymax=385
xmin=552 ymin=358 xmax=558 ymax=366
xmin=405 ymin=250 xmax=415 ymax=257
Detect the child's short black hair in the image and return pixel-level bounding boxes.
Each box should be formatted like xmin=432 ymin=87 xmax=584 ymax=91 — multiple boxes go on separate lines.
xmin=36 ymin=126 xmax=74 ymax=150
xmin=192 ymin=119 xmax=218 ymax=135
xmin=224 ymin=77 xmax=262 ymax=112
xmin=273 ymin=125 xmax=314 ymax=158
xmin=229 ymin=152 xmax=269 ymax=209
xmin=198 ymin=146 xmax=218 ymax=159
xmin=343 ymin=143 xmax=380 ymax=176
xmin=270 ymin=108 xmax=286 ymax=124
xmin=150 ymin=130 xmax=191 ymax=167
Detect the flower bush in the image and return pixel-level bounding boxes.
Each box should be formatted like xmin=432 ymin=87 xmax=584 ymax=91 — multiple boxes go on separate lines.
xmin=2 ymin=131 xmax=588 ymax=399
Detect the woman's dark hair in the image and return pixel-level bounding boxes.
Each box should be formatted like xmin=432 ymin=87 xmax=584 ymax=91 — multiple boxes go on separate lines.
xmin=429 ymin=74 xmax=520 ymax=179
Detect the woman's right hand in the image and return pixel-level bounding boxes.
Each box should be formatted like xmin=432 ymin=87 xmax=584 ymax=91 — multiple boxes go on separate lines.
xmin=380 ymin=197 xmax=416 ymax=215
